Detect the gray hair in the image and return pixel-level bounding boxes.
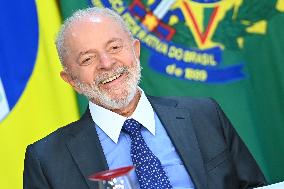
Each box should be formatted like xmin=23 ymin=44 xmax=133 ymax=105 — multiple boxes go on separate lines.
xmin=55 ymin=7 xmax=134 ymax=68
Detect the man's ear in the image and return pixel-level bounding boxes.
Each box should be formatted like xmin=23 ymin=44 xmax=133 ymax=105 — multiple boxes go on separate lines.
xmin=133 ymin=39 xmax=140 ymax=59
xmin=60 ymin=71 xmax=82 ymax=94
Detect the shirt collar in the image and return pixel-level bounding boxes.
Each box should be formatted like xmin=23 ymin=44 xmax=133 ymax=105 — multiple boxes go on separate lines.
xmin=89 ymin=89 xmax=155 ymax=143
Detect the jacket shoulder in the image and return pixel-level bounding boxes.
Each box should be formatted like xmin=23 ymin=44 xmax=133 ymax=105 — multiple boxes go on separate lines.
xmin=27 ymin=110 xmax=91 ymax=156
xmin=27 ymin=122 xmax=75 ymax=158
xmin=148 ymin=95 xmax=217 ymax=111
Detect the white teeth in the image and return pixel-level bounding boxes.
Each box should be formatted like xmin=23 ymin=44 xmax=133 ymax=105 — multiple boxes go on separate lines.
xmin=101 ymin=73 xmax=122 ymax=84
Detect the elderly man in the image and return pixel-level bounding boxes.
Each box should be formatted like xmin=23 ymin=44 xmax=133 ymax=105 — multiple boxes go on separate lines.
xmin=24 ymin=7 xmax=266 ymax=189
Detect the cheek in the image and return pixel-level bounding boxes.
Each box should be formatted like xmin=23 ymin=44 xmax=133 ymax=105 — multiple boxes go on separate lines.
xmin=116 ymin=52 xmax=137 ymax=66
xmin=70 ymin=66 xmax=97 ymax=84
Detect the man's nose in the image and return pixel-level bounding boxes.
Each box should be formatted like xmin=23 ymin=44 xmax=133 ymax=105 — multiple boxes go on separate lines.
xmin=97 ymin=52 xmax=114 ymax=70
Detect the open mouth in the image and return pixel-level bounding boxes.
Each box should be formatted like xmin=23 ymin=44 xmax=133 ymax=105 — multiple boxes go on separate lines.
xmin=98 ymin=67 xmax=128 ymax=86
xmin=101 ymin=72 xmax=124 ymax=85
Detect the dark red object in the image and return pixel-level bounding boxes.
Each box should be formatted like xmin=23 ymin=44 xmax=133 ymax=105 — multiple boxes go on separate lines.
xmin=88 ymin=166 xmax=134 ymax=181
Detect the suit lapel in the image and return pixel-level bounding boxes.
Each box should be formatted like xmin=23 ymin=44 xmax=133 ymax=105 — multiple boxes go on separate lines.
xmin=149 ymin=96 xmax=208 ymax=189
xmin=66 ymin=110 xmax=108 ymax=189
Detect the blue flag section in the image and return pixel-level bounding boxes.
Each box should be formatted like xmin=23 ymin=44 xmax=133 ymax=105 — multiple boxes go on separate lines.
xmin=0 ymin=1 xmax=38 ymax=121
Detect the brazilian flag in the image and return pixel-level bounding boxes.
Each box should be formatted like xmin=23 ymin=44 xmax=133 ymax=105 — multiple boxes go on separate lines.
xmin=0 ymin=0 xmax=79 ymax=188
xmin=59 ymin=0 xmax=284 ymax=184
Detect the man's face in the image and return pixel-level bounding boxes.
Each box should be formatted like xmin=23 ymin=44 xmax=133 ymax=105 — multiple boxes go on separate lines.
xmin=62 ymin=15 xmax=141 ymax=109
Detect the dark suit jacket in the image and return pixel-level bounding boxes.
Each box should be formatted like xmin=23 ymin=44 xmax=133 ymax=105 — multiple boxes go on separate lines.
xmin=24 ymin=96 xmax=266 ymax=189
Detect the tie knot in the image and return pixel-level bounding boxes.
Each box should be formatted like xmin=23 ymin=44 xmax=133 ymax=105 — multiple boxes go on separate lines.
xmin=122 ymin=118 xmax=141 ymax=135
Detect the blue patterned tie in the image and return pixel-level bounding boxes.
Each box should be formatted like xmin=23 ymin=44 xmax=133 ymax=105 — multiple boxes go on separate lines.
xmin=122 ymin=118 xmax=172 ymax=189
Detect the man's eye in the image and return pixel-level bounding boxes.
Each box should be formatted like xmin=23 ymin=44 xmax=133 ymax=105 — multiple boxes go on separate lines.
xmin=109 ymin=44 xmax=122 ymax=53
xmin=80 ymin=56 xmax=94 ymax=65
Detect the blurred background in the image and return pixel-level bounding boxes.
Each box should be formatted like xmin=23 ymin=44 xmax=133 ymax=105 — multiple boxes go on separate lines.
xmin=0 ymin=0 xmax=283 ymax=188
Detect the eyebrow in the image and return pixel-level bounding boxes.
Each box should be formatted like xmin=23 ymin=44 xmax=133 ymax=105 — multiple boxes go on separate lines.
xmin=76 ymin=38 xmax=123 ymax=62
xmin=78 ymin=49 xmax=97 ymax=57
xmin=78 ymin=38 xmax=122 ymax=54
xmin=105 ymin=38 xmax=123 ymax=46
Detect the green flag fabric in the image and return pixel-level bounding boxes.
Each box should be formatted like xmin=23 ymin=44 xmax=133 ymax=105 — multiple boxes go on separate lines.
xmin=59 ymin=0 xmax=284 ymax=183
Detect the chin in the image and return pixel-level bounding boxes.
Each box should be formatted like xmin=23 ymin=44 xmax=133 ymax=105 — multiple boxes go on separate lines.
xmin=101 ymin=98 xmax=129 ymax=110
xmin=101 ymin=89 xmax=136 ymax=110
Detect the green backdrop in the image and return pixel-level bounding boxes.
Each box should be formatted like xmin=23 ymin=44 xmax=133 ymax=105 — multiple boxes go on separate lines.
xmin=58 ymin=0 xmax=284 ymax=183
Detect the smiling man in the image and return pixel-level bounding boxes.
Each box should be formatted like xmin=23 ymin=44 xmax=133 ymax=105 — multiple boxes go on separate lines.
xmin=24 ymin=7 xmax=266 ymax=189
xmin=58 ymin=13 xmax=141 ymax=115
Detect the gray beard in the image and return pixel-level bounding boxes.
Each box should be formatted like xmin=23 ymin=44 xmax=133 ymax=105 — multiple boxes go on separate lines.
xmin=74 ymin=59 xmax=141 ymax=110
